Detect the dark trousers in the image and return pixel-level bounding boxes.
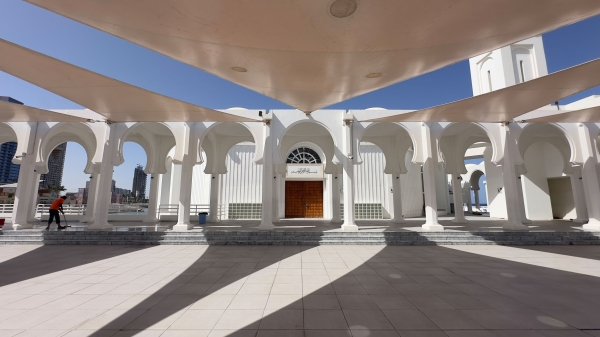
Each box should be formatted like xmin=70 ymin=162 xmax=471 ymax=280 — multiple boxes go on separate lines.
xmin=48 ymin=209 xmax=61 ymax=225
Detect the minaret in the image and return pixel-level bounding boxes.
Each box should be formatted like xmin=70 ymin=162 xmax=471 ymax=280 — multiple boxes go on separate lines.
xmin=469 ymin=36 xmax=548 ymax=96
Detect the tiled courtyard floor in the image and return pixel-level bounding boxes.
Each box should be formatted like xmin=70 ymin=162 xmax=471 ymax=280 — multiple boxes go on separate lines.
xmin=1 ymin=244 xmax=600 ymax=337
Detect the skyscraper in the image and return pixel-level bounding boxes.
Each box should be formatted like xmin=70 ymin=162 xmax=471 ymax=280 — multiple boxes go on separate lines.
xmin=0 ymin=142 xmax=20 ymax=184
xmin=0 ymin=97 xmax=23 ymax=185
xmin=132 ymin=164 xmax=147 ymax=200
xmin=39 ymin=142 xmax=68 ymax=189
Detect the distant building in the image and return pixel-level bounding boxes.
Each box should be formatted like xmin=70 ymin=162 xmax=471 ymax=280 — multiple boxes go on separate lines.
xmin=0 ymin=97 xmax=23 ymax=185
xmin=39 ymin=143 xmax=67 ymax=189
xmin=77 ymin=187 xmax=88 ymax=205
xmin=0 ymin=142 xmax=20 ymax=184
xmin=132 ymin=164 xmax=147 ymax=200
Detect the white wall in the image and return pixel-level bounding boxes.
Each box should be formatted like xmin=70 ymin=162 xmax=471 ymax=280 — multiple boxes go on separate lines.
xmin=483 ymin=146 xmax=507 ymax=219
xmin=522 ymin=143 xmax=553 ymax=220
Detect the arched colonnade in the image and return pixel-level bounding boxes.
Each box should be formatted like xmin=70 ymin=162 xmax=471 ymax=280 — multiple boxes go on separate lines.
xmin=3 ymin=108 xmax=600 ymax=232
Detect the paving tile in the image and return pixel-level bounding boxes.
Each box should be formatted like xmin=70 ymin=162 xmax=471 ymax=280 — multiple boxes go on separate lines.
xmin=422 ymin=309 xmax=484 ymax=330
xmin=260 ymin=309 xmax=304 ymax=329
xmin=338 ymin=295 xmax=380 ymax=309
xmin=405 ymin=295 xmax=454 ymax=310
xmin=213 ymin=309 xmax=263 ymax=330
xmin=397 ymin=332 xmax=448 ymax=337
xmin=169 ymin=309 xmax=225 ymax=329
xmin=265 ymin=294 xmax=303 ymax=310
xmin=343 ymin=309 xmax=395 ymax=330
xmin=123 ymin=309 xmax=186 ymax=330
xmin=228 ymin=295 xmax=269 ymax=310
xmin=304 ymin=295 xmax=341 ymax=309
xmin=462 ymin=309 xmax=533 ymax=329
xmin=304 ymin=310 xmax=349 ymax=329
xmin=77 ymin=309 xmax=146 ymax=330
xmin=382 ymin=310 xmax=439 ymax=330
xmin=370 ymin=295 xmax=417 ymax=310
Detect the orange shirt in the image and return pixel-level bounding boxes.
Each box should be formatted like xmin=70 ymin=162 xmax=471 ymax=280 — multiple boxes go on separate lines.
xmin=49 ymin=198 xmax=64 ymax=211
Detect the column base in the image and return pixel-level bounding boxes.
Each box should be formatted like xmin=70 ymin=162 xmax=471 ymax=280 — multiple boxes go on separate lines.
xmin=9 ymin=223 xmax=34 ymax=230
xmin=173 ymin=223 xmax=193 ymax=231
xmin=582 ymin=219 xmax=600 ymax=231
xmin=502 ymin=222 xmax=529 ymax=231
xmin=451 ymin=218 xmax=468 ymax=224
xmin=258 ymin=222 xmax=275 ymax=230
xmin=573 ymin=218 xmax=589 ymax=224
xmin=342 ymin=224 xmax=359 ymax=231
xmin=87 ymin=222 xmax=113 ymax=230
xmin=421 ymin=223 xmax=444 ymax=231
xmin=521 ymin=218 xmax=532 ymax=224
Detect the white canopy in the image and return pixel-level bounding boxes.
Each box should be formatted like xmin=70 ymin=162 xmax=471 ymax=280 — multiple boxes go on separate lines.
xmin=0 ymin=100 xmax=88 ymax=122
xmin=0 ymin=39 xmax=259 ymax=123
xmin=27 ymin=0 xmax=600 ymax=113
xmin=362 ymin=58 xmax=600 ymax=123
xmin=521 ymin=106 xmax=600 ymax=123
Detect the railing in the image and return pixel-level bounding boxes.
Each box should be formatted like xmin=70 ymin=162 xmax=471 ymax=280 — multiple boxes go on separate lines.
xmin=0 ymin=204 xmax=14 ymax=215
xmin=36 ymin=204 xmax=87 ymax=216
xmin=109 ymin=203 xmax=148 ymax=215
xmin=158 ymin=204 xmax=224 ymax=220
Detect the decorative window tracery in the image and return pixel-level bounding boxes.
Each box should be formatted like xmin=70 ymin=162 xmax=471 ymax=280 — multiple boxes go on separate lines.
xmin=286 ymin=147 xmax=322 ymax=164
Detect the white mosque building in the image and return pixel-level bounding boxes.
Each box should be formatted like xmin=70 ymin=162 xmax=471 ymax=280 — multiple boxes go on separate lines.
xmin=2 ymin=35 xmax=600 ymax=232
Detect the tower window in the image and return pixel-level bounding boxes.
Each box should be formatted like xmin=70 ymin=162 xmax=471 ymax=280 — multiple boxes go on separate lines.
xmin=519 ymin=60 xmax=526 ymax=83
xmin=487 ymin=70 xmax=493 ymax=92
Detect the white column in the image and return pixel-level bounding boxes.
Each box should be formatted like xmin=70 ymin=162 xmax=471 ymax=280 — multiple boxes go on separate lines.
xmin=515 ymin=174 xmax=532 ymax=224
xmin=570 ymin=169 xmax=588 ymax=223
xmin=342 ymin=119 xmax=358 ymax=231
xmin=465 ymin=183 xmax=473 ymax=213
xmin=144 ymin=174 xmax=160 ymax=223
xmin=170 ymin=164 xmax=182 ymax=205
xmin=81 ymin=172 xmax=99 ymax=223
xmin=279 ymin=173 xmax=285 ymax=219
xmin=11 ymin=153 xmax=37 ymax=230
xmin=273 ymin=173 xmax=284 ymax=221
xmin=208 ymin=174 xmax=220 ymax=222
xmin=160 ymin=165 xmax=172 ymax=206
xmin=173 ymin=124 xmax=196 ymax=231
xmin=421 ymin=123 xmax=443 ymax=231
xmin=331 ymin=173 xmax=341 ymax=223
xmin=578 ymin=124 xmax=600 ymax=230
xmin=89 ymin=124 xmax=117 ymax=230
xmin=500 ymin=124 xmax=529 ymax=230
xmin=451 ymin=175 xmax=467 ymax=223
xmin=258 ymin=121 xmax=275 ymax=230
xmin=26 ymin=173 xmax=40 ymax=224
xmin=391 ymin=175 xmax=404 ymax=223
xmin=474 ymin=190 xmax=480 ymax=209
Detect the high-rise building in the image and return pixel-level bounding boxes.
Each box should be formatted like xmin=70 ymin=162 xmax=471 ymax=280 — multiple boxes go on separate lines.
xmin=0 ymin=142 xmax=20 ymax=184
xmin=0 ymin=97 xmax=23 ymax=185
xmin=132 ymin=164 xmax=147 ymax=200
xmin=39 ymin=143 xmax=67 ymax=189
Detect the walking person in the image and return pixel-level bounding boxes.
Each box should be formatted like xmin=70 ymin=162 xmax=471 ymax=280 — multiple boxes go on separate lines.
xmin=46 ymin=196 xmax=68 ymax=230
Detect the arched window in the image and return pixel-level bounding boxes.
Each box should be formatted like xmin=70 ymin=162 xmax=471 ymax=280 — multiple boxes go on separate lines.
xmin=286 ymin=147 xmax=321 ymax=164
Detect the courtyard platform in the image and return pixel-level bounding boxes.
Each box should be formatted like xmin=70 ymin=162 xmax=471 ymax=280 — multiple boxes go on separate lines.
xmin=1 ymin=216 xmax=599 ymax=246
xmin=0 ymin=244 xmax=600 ymax=336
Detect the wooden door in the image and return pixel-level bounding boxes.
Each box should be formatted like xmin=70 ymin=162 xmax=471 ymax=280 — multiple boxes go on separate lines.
xmin=285 ymin=181 xmax=305 ymax=218
xmin=304 ymin=181 xmax=323 ymax=218
xmin=285 ymin=181 xmax=323 ymax=218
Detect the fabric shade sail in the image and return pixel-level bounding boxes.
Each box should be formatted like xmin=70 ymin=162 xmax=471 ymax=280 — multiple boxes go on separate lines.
xmin=521 ymin=106 xmax=600 ymax=123
xmin=0 ymin=100 xmax=89 ymax=122
xmin=0 ymin=39 xmax=259 ymax=123
xmin=362 ymin=58 xmax=600 ymax=123
xmin=27 ymin=0 xmax=600 ymax=113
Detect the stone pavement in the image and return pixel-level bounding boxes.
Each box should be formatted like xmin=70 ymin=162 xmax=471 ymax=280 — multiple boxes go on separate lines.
xmin=0 ymin=244 xmax=600 ymax=336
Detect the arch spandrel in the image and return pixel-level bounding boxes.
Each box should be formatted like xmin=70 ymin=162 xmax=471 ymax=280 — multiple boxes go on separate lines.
xmin=438 ymin=122 xmax=502 ymax=173
xmin=199 ymin=122 xmax=258 ymax=174
xmin=517 ymin=123 xmax=578 ymax=169
xmin=36 ymin=122 xmax=99 ymax=175
xmin=272 ymin=110 xmax=343 ymax=165
xmin=357 ymin=122 xmax=418 ymax=174
xmin=118 ymin=122 xmax=178 ymax=174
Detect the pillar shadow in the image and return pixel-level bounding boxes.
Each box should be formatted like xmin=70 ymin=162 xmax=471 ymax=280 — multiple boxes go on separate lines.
xmin=59 ymin=232 xmax=600 ymax=337
xmin=0 ymin=245 xmax=149 ymax=288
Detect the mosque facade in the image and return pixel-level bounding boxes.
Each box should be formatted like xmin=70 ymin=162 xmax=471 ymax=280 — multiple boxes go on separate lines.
xmin=2 ymin=36 xmax=600 ymax=232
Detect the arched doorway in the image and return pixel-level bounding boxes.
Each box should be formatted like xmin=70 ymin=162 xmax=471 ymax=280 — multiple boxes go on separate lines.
xmin=284 ymin=145 xmax=325 ymax=218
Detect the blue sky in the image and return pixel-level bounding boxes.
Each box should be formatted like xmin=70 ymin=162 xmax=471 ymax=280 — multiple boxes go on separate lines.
xmin=1 ymin=1 xmax=599 ymax=196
